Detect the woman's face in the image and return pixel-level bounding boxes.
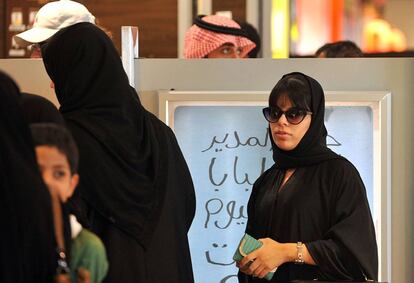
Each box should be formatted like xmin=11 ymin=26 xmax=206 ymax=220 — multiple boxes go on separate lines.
xmin=269 ymin=95 xmax=311 ymax=151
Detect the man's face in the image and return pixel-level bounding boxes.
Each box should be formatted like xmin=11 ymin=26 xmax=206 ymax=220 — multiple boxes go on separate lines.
xmin=207 ymin=43 xmax=243 ymax=58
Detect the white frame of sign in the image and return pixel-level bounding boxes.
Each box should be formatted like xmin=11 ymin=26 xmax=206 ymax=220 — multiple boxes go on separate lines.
xmin=158 ymin=90 xmax=391 ymax=282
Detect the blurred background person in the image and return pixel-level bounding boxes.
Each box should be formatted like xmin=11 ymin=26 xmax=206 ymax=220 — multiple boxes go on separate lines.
xmin=184 ymin=15 xmax=256 ymax=58
xmin=315 ymin=40 xmax=363 ymax=58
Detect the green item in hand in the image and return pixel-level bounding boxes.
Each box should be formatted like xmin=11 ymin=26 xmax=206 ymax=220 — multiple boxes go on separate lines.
xmin=233 ymin=233 xmax=276 ymax=281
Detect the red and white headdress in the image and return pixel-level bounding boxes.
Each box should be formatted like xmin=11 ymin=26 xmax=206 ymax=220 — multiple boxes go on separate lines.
xmin=184 ymin=15 xmax=256 ymax=58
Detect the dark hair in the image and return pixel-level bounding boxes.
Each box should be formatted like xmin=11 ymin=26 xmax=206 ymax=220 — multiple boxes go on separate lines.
xmin=269 ymin=74 xmax=311 ymax=110
xmin=315 ymin=40 xmax=363 ymax=58
xmin=30 ymin=123 xmax=79 ymax=174
xmin=238 ymin=22 xmax=261 ymax=58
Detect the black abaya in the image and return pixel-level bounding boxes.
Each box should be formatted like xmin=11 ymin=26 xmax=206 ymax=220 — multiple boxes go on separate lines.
xmin=0 ymin=71 xmax=55 ymax=283
xmin=41 ymin=23 xmax=196 ymax=282
xmin=240 ymin=159 xmax=378 ymax=282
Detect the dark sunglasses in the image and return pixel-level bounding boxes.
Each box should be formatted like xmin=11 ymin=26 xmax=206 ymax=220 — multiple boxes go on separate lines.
xmin=262 ymin=107 xmax=312 ymax=125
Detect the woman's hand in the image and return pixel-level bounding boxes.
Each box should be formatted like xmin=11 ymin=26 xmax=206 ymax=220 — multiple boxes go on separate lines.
xmin=237 ymin=238 xmax=295 ymax=279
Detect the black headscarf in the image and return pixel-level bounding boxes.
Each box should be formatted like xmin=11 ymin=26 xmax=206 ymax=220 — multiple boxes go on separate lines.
xmin=270 ymin=72 xmax=342 ymax=169
xmin=41 ymin=23 xmax=170 ymax=246
xmin=20 ymin=93 xmax=65 ymax=125
xmin=194 ymin=15 xmax=249 ymax=37
xmin=0 ymin=71 xmax=55 ymax=282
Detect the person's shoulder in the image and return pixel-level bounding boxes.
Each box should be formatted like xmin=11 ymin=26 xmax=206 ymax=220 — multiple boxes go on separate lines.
xmin=21 ymin=92 xmax=64 ymax=124
xmin=316 ymin=156 xmax=360 ymax=183
xmin=21 ymin=92 xmax=55 ymax=106
xmin=73 ymin=229 xmax=109 ymax=281
xmin=76 ymin=229 xmax=106 ymax=254
xmin=320 ymin=157 xmax=357 ymax=171
xmin=317 ymin=157 xmax=367 ymax=196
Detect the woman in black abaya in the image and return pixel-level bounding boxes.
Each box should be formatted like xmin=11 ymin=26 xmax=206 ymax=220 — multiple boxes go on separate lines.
xmin=0 ymin=71 xmax=55 ymax=283
xmin=237 ymin=72 xmax=378 ymax=282
xmin=41 ymin=23 xmax=196 ymax=283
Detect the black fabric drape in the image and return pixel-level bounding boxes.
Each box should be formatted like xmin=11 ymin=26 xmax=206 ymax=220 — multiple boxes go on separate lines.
xmin=41 ymin=22 xmax=171 ymax=246
xmin=0 ymin=71 xmax=55 ymax=283
xmin=270 ymin=72 xmax=341 ymax=169
xmin=41 ymin=23 xmax=196 ymax=282
xmin=241 ymin=160 xmax=378 ymax=282
xmin=42 ymin=23 xmax=194 ymax=252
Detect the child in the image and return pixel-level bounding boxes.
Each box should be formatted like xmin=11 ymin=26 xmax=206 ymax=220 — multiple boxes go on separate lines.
xmin=30 ymin=123 xmax=108 ymax=283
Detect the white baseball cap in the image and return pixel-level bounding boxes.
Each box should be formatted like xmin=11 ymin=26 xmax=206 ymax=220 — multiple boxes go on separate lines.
xmin=14 ymin=0 xmax=95 ymax=47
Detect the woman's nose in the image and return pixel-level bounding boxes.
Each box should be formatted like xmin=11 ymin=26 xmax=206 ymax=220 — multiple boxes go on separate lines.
xmin=277 ymin=113 xmax=289 ymax=125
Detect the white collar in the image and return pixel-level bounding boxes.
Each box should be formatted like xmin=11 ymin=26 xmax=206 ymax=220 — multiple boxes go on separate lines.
xmin=70 ymin=214 xmax=83 ymax=239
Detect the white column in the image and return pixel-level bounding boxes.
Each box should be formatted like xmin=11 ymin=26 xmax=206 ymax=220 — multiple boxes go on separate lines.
xmin=178 ymin=0 xmax=193 ymax=58
xmin=121 ymin=26 xmax=139 ymax=87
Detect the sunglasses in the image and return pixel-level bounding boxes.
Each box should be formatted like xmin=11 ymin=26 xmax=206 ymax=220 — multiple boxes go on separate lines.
xmin=262 ymin=107 xmax=312 ymax=125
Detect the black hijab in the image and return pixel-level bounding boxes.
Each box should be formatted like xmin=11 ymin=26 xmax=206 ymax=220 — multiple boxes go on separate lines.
xmin=20 ymin=93 xmax=64 ymax=125
xmin=0 ymin=71 xmax=55 ymax=282
xmin=41 ymin=23 xmax=169 ymax=246
xmin=270 ymin=72 xmax=342 ymax=169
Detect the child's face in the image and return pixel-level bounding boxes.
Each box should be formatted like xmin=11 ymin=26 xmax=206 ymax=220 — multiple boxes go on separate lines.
xmin=35 ymin=146 xmax=79 ymax=203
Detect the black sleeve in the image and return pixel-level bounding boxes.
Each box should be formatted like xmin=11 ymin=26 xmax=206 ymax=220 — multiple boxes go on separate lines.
xmin=167 ymin=126 xmax=196 ymax=231
xmin=244 ymin=167 xmax=273 ymax=236
xmin=306 ymin=161 xmax=378 ymax=281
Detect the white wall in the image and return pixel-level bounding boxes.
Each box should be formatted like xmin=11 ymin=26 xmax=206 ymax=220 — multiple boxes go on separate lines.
xmin=0 ymin=59 xmax=58 ymax=106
